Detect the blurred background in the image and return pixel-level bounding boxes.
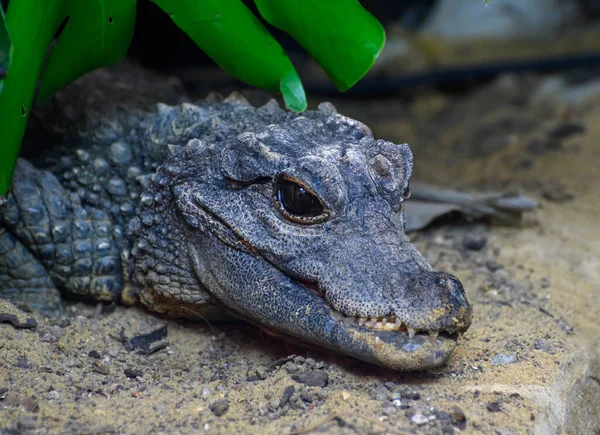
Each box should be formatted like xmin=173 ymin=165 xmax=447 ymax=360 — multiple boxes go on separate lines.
xmin=127 ymin=0 xmax=600 ymax=96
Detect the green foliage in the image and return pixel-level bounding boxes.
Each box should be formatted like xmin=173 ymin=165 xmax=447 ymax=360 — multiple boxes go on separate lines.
xmin=0 ymin=0 xmax=385 ymax=195
xmin=0 ymin=0 xmax=137 ymax=194
xmin=255 ymin=0 xmax=384 ymax=92
xmin=148 ymin=0 xmax=306 ymax=112
xmin=0 ymin=5 xmax=10 ymax=104
xmin=37 ymin=2 xmax=137 ymax=105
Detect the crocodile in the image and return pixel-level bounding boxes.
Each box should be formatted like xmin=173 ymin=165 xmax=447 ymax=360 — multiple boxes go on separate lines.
xmin=0 ymin=66 xmax=472 ymax=371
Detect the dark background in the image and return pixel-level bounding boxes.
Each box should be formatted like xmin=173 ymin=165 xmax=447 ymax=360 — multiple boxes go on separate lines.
xmin=3 ymin=0 xmax=600 ymax=95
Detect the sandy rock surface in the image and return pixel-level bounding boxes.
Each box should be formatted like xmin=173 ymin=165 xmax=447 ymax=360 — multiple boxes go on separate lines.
xmin=1 ymin=71 xmax=599 ymax=434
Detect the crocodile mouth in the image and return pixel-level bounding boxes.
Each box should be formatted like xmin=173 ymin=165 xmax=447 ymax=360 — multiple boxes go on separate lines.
xmin=297 ymin=279 xmax=460 ymax=371
xmin=185 ymin=227 xmax=461 ymax=371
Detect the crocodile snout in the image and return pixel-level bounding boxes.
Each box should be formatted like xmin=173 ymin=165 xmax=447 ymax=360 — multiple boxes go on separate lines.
xmin=393 ymin=271 xmax=472 ymax=335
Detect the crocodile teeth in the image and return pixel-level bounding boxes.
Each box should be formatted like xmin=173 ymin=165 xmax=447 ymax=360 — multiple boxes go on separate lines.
xmin=374 ymin=336 xmax=383 ymax=349
xmin=408 ymin=328 xmax=417 ymax=339
xmin=365 ymin=320 xmax=376 ymax=329
xmin=358 ymin=318 xmax=367 ymax=326
xmin=383 ymin=322 xmax=398 ymax=331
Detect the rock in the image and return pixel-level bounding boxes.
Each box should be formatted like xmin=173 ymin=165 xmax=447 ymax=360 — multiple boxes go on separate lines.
xmin=209 ymin=399 xmax=229 ymax=417
xmin=88 ymin=350 xmax=102 ymax=359
xmin=284 ymin=361 xmax=299 ymax=374
xmin=124 ymin=368 xmax=143 ymax=378
xmin=487 ymin=402 xmax=503 ymax=413
xmin=534 ymin=338 xmax=553 ymax=352
xmin=46 ymin=390 xmax=60 ymax=400
xmin=304 ymin=358 xmax=317 ymax=368
xmin=492 ymin=354 xmax=517 ymax=365
xmin=17 ymin=415 xmax=37 ymax=430
xmin=410 ymin=413 xmax=429 ymax=425
xmin=291 ymin=370 xmax=328 ymax=387
xmin=450 ymin=406 xmax=467 ymax=429
xmin=279 ymin=385 xmax=295 ymax=408
xmin=463 ymin=236 xmax=487 ymax=251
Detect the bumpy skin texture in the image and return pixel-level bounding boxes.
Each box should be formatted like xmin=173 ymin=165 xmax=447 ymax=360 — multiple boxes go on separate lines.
xmin=0 ymin=67 xmax=472 ymax=371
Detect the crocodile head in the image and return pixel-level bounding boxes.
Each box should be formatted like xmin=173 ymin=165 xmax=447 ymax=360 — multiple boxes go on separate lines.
xmin=132 ymin=101 xmax=472 ymax=371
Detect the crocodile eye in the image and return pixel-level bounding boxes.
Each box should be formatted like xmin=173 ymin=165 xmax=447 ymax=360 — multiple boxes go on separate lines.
xmin=274 ymin=176 xmax=327 ymax=224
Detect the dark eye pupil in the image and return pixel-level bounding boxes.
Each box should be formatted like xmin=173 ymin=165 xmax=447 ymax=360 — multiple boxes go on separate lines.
xmin=278 ymin=179 xmax=323 ymax=217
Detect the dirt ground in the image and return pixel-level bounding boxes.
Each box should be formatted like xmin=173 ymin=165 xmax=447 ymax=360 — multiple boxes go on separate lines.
xmin=1 ymin=70 xmax=599 ymax=434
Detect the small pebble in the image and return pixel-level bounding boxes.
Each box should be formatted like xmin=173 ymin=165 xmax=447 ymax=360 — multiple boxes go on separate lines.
xmin=291 ymin=370 xmax=328 ymax=387
xmin=450 ymin=405 xmax=467 ymax=429
xmin=463 ymin=236 xmax=487 ymax=251
xmin=279 ymin=385 xmax=295 ymax=408
xmin=46 ymin=390 xmax=60 ymax=400
xmin=411 ymin=413 xmax=429 ymax=425
xmin=487 ymin=401 xmax=503 ymax=412
xmin=124 ymin=367 xmax=143 ymax=378
xmin=492 ymin=354 xmax=516 ymax=365
xmin=17 ymin=415 xmax=37 ymax=430
xmin=210 ymin=399 xmax=229 ymax=417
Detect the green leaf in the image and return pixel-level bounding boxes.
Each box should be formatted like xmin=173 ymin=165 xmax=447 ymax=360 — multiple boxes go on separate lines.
xmin=0 ymin=0 xmax=136 ymax=194
xmin=280 ymin=68 xmax=305 ymax=112
xmin=0 ymin=0 xmax=384 ymax=194
xmin=149 ymin=0 xmax=306 ymax=112
xmin=0 ymin=4 xmax=10 ymax=69
xmin=37 ymin=1 xmax=137 ymax=104
xmin=254 ymin=0 xmax=385 ymax=91
xmin=0 ymin=3 xmax=11 ymax=96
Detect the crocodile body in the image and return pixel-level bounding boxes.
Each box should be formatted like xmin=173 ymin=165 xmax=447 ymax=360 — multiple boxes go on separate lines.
xmin=0 ymin=66 xmax=472 ymax=371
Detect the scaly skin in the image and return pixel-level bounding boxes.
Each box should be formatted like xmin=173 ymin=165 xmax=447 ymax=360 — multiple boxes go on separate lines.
xmin=0 ymin=66 xmax=472 ymax=370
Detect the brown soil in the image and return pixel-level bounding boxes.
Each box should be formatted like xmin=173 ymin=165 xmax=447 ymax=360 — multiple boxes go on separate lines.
xmin=1 ymin=71 xmax=599 ymax=434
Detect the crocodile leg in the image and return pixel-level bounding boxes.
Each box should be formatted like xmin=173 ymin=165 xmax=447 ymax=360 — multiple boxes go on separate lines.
xmin=0 ymin=225 xmax=62 ymax=314
xmin=0 ymin=159 xmax=124 ymax=310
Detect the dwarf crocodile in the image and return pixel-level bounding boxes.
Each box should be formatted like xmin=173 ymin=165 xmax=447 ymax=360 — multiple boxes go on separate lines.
xmin=0 ymin=66 xmax=472 ymax=371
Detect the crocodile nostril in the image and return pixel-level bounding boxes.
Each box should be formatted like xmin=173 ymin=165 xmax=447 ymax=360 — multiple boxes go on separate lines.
xmin=446 ymin=275 xmax=467 ymax=302
xmin=433 ymin=272 xmax=467 ymax=302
